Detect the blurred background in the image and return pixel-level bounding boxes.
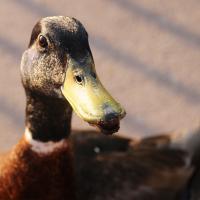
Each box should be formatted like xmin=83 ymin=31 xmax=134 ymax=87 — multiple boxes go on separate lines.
xmin=0 ymin=0 xmax=200 ymax=150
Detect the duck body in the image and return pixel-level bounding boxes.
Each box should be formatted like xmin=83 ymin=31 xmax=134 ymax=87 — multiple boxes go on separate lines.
xmin=0 ymin=137 xmax=75 ymax=200
xmin=0 ymin=130 xmax=193 ymax=200
xmin=72 ymin=131 xmax=193 ymax=200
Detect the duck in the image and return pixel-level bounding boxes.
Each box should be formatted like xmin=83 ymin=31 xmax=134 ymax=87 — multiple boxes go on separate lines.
xmin=0 ymin=16 xmax=125 ymax=200
xmin=0 ymin=15 xmax=199 ymax=200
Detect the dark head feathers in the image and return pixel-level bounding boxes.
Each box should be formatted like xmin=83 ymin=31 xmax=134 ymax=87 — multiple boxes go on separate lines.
xmin=28 ymin=22 xmax=41 ymax=48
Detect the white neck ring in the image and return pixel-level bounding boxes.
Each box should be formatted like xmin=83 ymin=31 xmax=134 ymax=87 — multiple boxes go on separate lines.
xmin=25 ymin=128 xmax=68 ymax=154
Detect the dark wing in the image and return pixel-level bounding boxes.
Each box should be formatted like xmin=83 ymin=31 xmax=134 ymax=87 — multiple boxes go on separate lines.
xmin=70 ymin=130 xmax=193 ymax=200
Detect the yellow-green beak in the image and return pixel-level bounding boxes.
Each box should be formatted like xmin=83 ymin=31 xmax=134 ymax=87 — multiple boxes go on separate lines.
xmin=61 ymin=55 xmax=126 ymax=134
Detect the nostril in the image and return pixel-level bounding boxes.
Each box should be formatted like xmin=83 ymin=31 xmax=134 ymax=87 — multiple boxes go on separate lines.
xmin=91 ymin=72 xmax=97 ymax=79
xmin=74 ymin=75 xmax=84 ymax=85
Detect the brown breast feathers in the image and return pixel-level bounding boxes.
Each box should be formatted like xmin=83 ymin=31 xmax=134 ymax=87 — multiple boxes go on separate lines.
xmin=0 ymin=137 xmax=76 ymax=200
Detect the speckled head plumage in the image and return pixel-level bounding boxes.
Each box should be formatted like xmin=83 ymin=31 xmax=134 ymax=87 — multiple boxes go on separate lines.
xmin=21 ymin=16 xmax=125 ymax=138
xmin=21 ymin=16 xmax=91 ymax=98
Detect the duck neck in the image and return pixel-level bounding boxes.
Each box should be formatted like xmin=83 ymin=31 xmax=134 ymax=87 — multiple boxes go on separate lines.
xmin=25 ymin=90 xmax=72 ymax=142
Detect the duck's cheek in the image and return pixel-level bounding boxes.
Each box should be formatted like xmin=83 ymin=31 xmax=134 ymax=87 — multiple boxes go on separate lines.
xmin=21 ymin=48 xmax=59 ymax=97
xmin=20 ymin=49 xmax=40 ymax=87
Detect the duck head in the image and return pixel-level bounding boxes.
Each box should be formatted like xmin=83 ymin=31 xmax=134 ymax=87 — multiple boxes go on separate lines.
xmin=21 ymin=16 xmax=125 ymax=135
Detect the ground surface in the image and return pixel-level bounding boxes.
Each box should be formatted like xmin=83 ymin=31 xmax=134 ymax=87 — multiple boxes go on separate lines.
xmin=0 ymin=0 xmax=200 ymax=150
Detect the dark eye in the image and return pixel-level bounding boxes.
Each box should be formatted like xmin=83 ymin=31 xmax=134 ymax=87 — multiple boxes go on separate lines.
xmin=38 ymin=35 xmax=48 ymax=48
xmin=75 ymin=75 xmax=84 ymax=85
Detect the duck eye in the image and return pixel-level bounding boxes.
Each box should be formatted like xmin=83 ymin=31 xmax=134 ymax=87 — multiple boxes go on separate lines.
xmin=75 ymin=75 xmax=84 ymax=85
xmin=38 ymin=35 xmax=48 ymax=48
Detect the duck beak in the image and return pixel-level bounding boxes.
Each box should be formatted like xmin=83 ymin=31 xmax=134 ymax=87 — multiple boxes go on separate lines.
xmin=61 ymin=55 xmax=126 ymax=135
